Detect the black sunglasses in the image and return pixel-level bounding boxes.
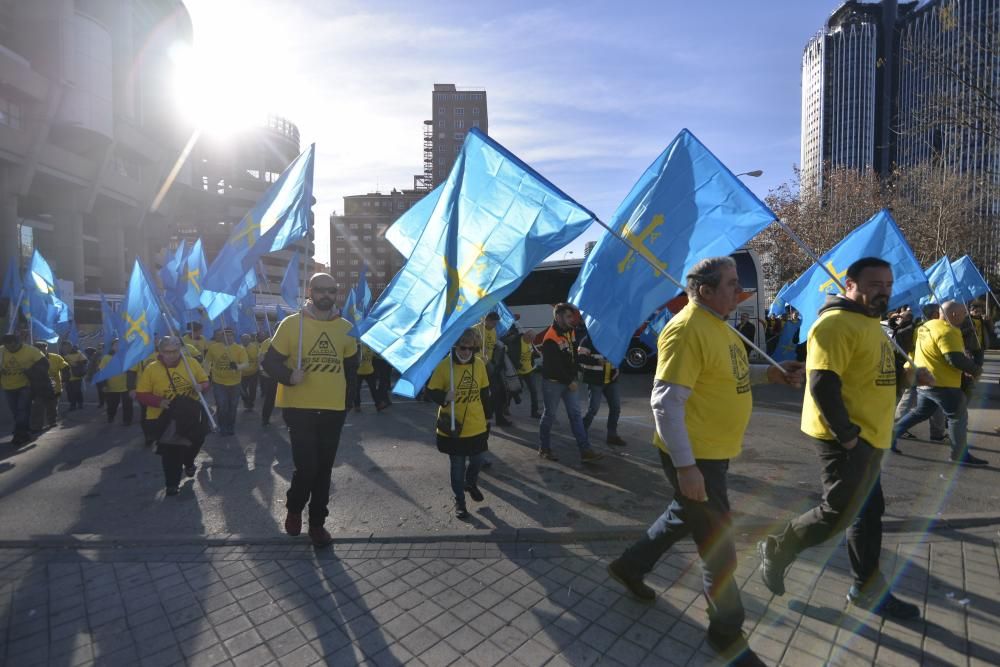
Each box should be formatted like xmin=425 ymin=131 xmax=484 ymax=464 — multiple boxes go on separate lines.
xmin=311 ymin=286 xmax=337 ymax=294
xmin=455 ymin=345 xmax=476 ymax=351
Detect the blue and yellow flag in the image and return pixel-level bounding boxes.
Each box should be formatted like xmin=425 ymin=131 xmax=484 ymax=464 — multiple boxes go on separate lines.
xmin=93 ymin=260 xmax=162 ymax=382
xmin=783 ymin=209 xmax=929 ymax=334
xmin=568 ymin=129 xmax=776 ymax=365
xmin=951 ymin=255 xmax=990 ymax=303
xmin=99 ymin=292 xmax=122 ymax=349
xmin=359 ymin=128 xmax=595 ymax=397
xmin=354 ymin=263 xmax=372 ymax=317
xmin=491 ymin=301 xmax=517 ymax=337
xmin=159 ymin=241 xmax=187 ymax=293
xmin=280 ymin=251 xmax=301 ymax=309
xmin=772 ymin=318 xmax=801 ymax=362
xmin=21 ymin=250 xmax=71 ymax=343
xmin=920 ymin=256 xmax=962 ymax=304
xmin=768 ymin=282 xmax=791 ymax=318
xmin=201 ymin=144 xmax=314 ymax=318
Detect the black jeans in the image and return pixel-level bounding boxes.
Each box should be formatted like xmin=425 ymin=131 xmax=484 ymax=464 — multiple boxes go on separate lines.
xmin=352 ymin=374 xmax=377 ymax=407
xmin=284 ymin=408 xmax=348 ymax=527
xmin=66 ymin=379 xmax=84 ymax=408
xmin=372 ymin=358 xmax=392 ymax=405
xmin=617 ymin=451 xmax=744 ymax=640
xmin=771 ymin=438 xmax=885 ymax=592
xmin=259 ymin=376 xmax=277 ymax=424
xmin=241 ymin=374 xmax=258 ymax=409
xmin=106 ymin=392 xmax=133 ymax=424
xmin=160 ymin=440 xmax=204 ymax=488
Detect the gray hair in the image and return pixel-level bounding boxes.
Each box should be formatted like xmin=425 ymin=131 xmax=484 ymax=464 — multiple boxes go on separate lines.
xmin=685 ymin=256 xmax=737 ymax=299
xmin=158 ymin=336 xmax=182 ymax=352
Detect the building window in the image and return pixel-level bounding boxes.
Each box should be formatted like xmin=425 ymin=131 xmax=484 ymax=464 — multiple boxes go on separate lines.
xmin=471 ymin=120 xmax=480 ymax=128
xmin=376 ymin=259 xmax=386 ymax=266
xmin=438 ymin=133 xmax=446 ymax=139
xmin=454 ymin=108 xmax=464 ymax=116
xmin=438 ymin=107 xmax=446 ymax=115
xmin=336 ymin=247 xmax=345 ymax=253
xmin=453 ymin=133 xmax=464 ymax=141
xmin=350 ymin=259 xmax=359 ymax=266
xmin=363 ymin=235 xmax=372 ymax=241
xmin=0 ymin=97 xmax=23 ymax=129
xmin=472 ymin=107 xmax=480 ymax=116
xmin=438 ymin=119 xmax=446 ymax=128
xmin=455 ymin=119 xmax=464 ymax=130
xmin=364 ymin=224 xmax=372 ymax=232
xmin=337 ymin=271 xmax=345 ymax=278
xmin=397 ymin=201 xmax=404 ymax=210
xmin=362 ymin=201 xmax=370 ymax=207
xmin=376 ymin=246 xmax=386 ymax=254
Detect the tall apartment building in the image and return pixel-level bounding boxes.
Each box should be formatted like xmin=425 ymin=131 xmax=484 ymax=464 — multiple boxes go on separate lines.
xmin=426 ymin=83 xmax=488 ymax=188
xmin=0 ymin=0 xmax=308 ymax=322
xmin=801 ymin=0 xmax=999 ymax=280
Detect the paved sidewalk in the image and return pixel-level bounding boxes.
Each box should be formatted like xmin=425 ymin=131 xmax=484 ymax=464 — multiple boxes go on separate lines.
xmin=1 ymin=526 xmax=997 ymax=667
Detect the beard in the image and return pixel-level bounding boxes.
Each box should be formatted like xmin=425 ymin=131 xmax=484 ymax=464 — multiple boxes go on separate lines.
xmin=869 ymin=295 xmax=890 ymax=315
xmin=314 ymin=297 xmax=335 ymax=311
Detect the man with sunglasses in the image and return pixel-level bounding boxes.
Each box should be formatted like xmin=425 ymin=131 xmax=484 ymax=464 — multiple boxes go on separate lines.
xmin=263 ymin=274 xmax=358 ymax=548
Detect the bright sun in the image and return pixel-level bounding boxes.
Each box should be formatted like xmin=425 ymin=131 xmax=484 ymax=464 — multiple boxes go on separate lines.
xmin=171 ymin=2 xmax=285 ymax=135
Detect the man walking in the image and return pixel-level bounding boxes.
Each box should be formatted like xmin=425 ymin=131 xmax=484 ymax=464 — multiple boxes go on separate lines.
xmin=262 ymin=273 xmax=357 ymax=548
xmin=759 ymin=258 xmax=929 ymax=621
xmin=606 ymin=257 xmax=801 ymax=666
xmin=240 ymin=333 xmax=260 ymax=411
xmin=30 ymin=342 xmax=68 ymax=431
xmin=2 ymin=333 xmax=48 ymax=445
xmin=893 ymin=301 xmax=985 ymax=465
xmin=475 ymin=312 xmax=512 ymax=426
xmin=538 ymin=303 xmax=602 ymax=464
xmin=204 ymin=328 xmax=248 ymax=436
xmin=735 ymin=312 xmax=757 ymax=355
xmin=257 ymin=332 xmax=277 ymax=427
xmin=577 ymin=331 xmax=627 ymax=447
xmin=61 ymin=342 xmax=88 ymax=410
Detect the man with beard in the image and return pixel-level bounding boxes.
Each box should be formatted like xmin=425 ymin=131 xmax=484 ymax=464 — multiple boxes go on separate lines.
xmin=263 ymin=273 xmax=357 ymax=548
xmin=759 ymin=258 xmax=931 ymax=620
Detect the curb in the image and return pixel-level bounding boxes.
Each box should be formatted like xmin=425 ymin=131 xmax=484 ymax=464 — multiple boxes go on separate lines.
xmin=1 ymin=514 xmax=997 ymax=550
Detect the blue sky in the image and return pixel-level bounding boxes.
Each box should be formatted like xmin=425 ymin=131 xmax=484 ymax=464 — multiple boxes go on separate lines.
xmin=183 ymin=0 xmax=841 ymax=265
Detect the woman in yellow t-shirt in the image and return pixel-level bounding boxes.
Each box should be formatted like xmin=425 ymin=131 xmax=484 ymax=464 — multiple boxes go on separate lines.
xmin=426 ymin=328 xmax=493 ymax=519
xmin=97 ymin=339 xmax=134 ymax=425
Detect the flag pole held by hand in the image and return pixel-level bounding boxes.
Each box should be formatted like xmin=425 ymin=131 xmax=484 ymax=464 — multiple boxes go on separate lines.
xmin=449 ymin=349 xmax=456 ymax=433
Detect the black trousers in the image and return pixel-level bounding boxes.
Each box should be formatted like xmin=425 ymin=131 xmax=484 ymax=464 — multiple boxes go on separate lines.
xmin=259 ymin=376 xmax=277 ymax=424
xmin=66 ymin=379 xmax=84 ymax=408
xmin=159 ymin=440 xmax=204 ymax=488
xmin=284 ymin=408 xmax=347 ymax=527
xmin=771 ymin=438 xmax=885 ymax=592
xmin=241 ymin=374 xmax=258 ymax=409
xmin=106 ymin=392 xmax=133 ymax=424
xmin=352 ymin=374 xmax=377 ymax=407
xmin=617 ymin=451 xmax=744 ymax=640
xmin=372 ymin=358 xmax=392 ymax=406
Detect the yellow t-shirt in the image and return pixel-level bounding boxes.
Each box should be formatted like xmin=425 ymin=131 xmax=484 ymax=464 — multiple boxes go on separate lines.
xmin=183 ymin=335 xmax=209 ymax=360
xmin=1 ymin=345 xmax=45 ymax=390
xmin=137 ymin=359 xmax=209 ymax=420
xmin=913 ymin=319 xmax=965 ymax=389
xmin=259 ymin=338 xmax=272 ymax=377
xmin=518 ymin=341 xmax=534 ymax=375
xmin=358 ymin=344 xmax=374 ymax=376
xmin=242 ymin=342 xmax=260 ymax=377
xmin=801 ymin=308 xmax=897 ymax=449
xmin=205 ymin=343 xmax=248 ymax=386
xmin=271 ymin=314 xmax=357 ymax=410
xmin=46 ymin=353 xmax=69 ymax=394
xmin=428 ymin=355 xmax=489 ymax=438
xmin=652 ymin=303 xmax=753 ymax=460
xmin=99 ymin=354 xmax=128 ymax=393
xmin=474 ymin=322 xmax=498 ymax=361
xmin=64 ymin=351 xmax=88 ymax=378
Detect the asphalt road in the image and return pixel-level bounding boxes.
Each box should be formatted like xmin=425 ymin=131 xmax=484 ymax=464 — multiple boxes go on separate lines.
xmin=0 ymin=354 xmax=998 ymax=542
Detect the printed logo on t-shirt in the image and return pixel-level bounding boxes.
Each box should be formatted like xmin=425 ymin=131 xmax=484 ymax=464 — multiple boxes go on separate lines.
xmin=876 ymin=340 xmax=896 ymax=387
xmin=165 ymin=369 xmax=194 ymax=399
xmin=304 ymin=332 xmax=342 ymax=374
xmin=455 ymin=368 xmax=481 ymax=404
xmin=729 ymin=343 xmax=751 ymax=394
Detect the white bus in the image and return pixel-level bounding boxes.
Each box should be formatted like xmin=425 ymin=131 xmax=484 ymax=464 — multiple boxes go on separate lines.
xmin=504 ymin=248 xmax=766 ymax=371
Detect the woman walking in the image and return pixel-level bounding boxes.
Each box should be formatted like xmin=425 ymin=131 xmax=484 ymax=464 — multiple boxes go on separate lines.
xmin=426 ymin=328 xmax=493 ymax=518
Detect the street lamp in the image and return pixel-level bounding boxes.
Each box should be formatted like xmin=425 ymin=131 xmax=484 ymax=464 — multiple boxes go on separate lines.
xmin=736 ymin=170 xmax=764 ymax=178
xmin=563 ymin=250 xmax=575 ymax=260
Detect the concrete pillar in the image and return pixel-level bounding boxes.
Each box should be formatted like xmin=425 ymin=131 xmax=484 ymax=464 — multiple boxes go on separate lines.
xmin=97 ymin=211 xmax=125 ymax=293
xmin=0 ymin=169 xmax=20 ymax=286
xmin=51 ymin=207 xmax=85 ymax=288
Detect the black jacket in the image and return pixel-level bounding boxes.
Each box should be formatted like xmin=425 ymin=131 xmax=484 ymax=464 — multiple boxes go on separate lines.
xmin=540 ymin=322 xmax=577 ymax=385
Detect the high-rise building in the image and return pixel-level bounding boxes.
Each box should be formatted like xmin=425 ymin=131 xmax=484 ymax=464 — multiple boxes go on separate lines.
xmin=800 ymin=0 xmax=999 ymax=280
xmin=426 ymin=83 xmax=488 ymax=188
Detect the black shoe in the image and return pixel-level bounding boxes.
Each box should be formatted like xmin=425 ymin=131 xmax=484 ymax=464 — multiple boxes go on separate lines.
xmin=899 ymin=431 xmax=917 ymax=440
xmin=184 ymin=464 xmax=196 ymax=477
xmin=706 ymin=631 xmax=766 ymax=667
xmin=465 ymin=485 xmax=484 ymax=502
xmin=496 ymin=417 xmax=513 ymax=427
xmin=951 ymin=452 xmax=988 ymax=466
xmin=308 ymin=526 xmax=334 ymax=548
xmin=606 ymin=559 xmax=655 ymax=602
xmin=606 ymin=435 xmax=627 ymax=447
xmin=454 ymin=501 xmax=469 ymax=519
xmin=930 ymin=434 xmax=948 ymax=442
xmin=165 ymin=486 xmax=179 ymax=496
xmin=847 ymin=588 xmax=920 ymax=620
xmin=757 ymin=537 xmax=790 ymax=596
xmin=580 ymin=449 xmax=604 ymax=464
xmin=538 ymin=449 xmax=559 ymax=461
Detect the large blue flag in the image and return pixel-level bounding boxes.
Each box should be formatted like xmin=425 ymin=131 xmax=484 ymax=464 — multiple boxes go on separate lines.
xmin=176 ymin=239 xmax=207 ymax=311
xmin=21 ymin=250 xmax=71 ymax=343
xmin=280 ymin=251 xmax=300 ymax=308
xmin=491 ymin=301 xmax=517 ymax=337
xmin=920 ymin=256 xmax=962 ymax=304
xmin=204 ymin=266 xmax=257 ymax=320
xmin=354 ymin=263 xmax=373 ymax=317
xmin=638 ymin=307 xmax=673 ymax=351
xmin=200 ymin=144 xmax=314 ymax=318
xmin=359 ymin=128 xmax=596 ymax=397
xmin=772 ymin=319 xmax=802 ymax=362
xmin=93 ymin=260 xmax=162 ymax=382
xmin=341 ymin=289 xmax=359 ymax=337
xmin=275 ymin=303 xmax=287 ymax=323
xmin=951 ymin=255 xmax=990 ymax=302
xmin=782 ymin=209 xmax=929 ymax=334
xmin=100 ymin=292 xmax=122 ymax=349
xmin=768 ymin=282 xmax=791 ymax=317
xmin=159 ymin=241 xmax=187 ymax=293
xmin=568 ymin=129 xmax=776 ymax=365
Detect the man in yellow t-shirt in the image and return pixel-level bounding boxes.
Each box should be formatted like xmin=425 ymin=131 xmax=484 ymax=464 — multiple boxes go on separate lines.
xmin=240 ymin=333 xmax=260 ymax=412
xmin=204 ymin=328 xmax=248 ymax=436
xmin=607 ymin=257 xmax=802 ymax=663
xmin=183 ymin=322 xmax=209 ymax=362
xmin=30 ymin=342 xmax=68 ymax=431
xmin=761 ymin=258 xmax=931 ymax=622
xmin=261 ymin=273 xmax=358 ymax=548
xmin=894 ymin=301 xmax=984 ymax=465
xmin=61 ymin=342 xmax=88 ymax=410
xmin=2 ymin=333 xmax=48 ymax=445
xmin=257 ymin=332 xmax=277 ymax=427
xmin=97 ymin=339 xmax=135 ymax=425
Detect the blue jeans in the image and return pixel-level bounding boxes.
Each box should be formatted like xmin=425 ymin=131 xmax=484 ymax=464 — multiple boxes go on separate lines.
xmin=213 ymin=383 xmax=241 ymax=434
xmin=894 ymin=387 xmax=968 ymax=458
xmin=519 ymin=371 xmax=541 ymax=414
xmin=539 ymin=380 xmax=591 ymax=454
xmin=449 ymin=453 xmax=484 ymax=504
xmin=4 ymin=387 xmax=32 ymax=441
xmin=583 ymin=382 xmax=621 ymax=435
